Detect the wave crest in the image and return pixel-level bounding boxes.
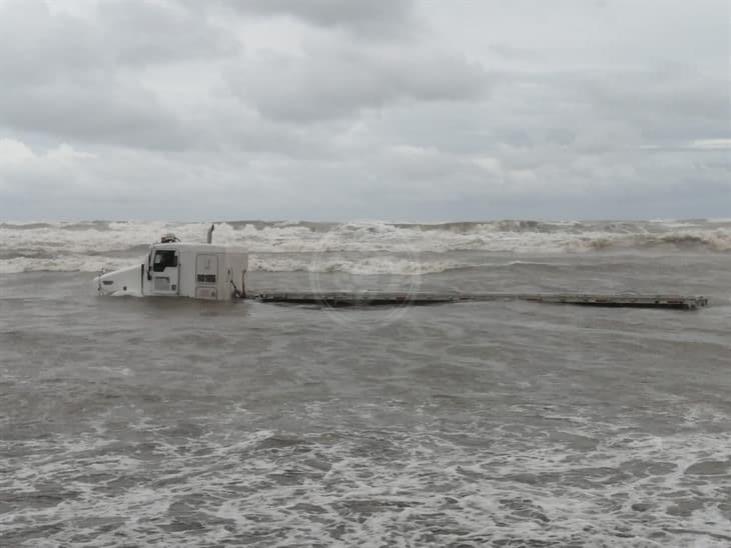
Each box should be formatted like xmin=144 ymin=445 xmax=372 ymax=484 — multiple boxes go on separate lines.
xmin=1 ymin=219 xmax=729 ymax=273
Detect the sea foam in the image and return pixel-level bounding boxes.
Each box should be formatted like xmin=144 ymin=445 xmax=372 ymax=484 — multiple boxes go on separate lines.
xmin=1 ymin=219 xmax=729 ymax=274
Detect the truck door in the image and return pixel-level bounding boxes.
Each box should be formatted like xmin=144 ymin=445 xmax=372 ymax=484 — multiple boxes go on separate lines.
xmin=195 ymin=254 xmax=219 ymax=300
xmin=150 ymin=249 xmax=180 ymax=295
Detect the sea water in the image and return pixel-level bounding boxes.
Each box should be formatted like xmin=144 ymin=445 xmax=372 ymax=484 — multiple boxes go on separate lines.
xmin=1 ymin=220 xmax=730 ymax=546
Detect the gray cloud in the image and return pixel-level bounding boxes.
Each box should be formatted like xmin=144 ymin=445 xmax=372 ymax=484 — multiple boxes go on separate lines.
xmin=572 ymin=68 xmax=730 ymax=143
xmin=0 ymin=0 xmax=728 ymax=221
xmin=207 ymin=0 xmax=418 ymax=38
xmin=0 ymin=74 xmax=192 ymax=150
xmin=94 ymin=0 xmax=237 ymax=66
xmin=229 ymin=44 xmax=490 ymax=123
xmin=0 ymin=0 xmax=234 ymax=149
xmin=0 ymin=0 xmax=234 ymax=76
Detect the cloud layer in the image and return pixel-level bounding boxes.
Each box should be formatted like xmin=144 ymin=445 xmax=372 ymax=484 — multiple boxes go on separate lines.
xmin=0 ymin=0 xmax=728 ymax=221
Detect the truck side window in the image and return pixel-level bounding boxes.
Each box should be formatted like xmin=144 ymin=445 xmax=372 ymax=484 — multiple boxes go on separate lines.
xmin=153 ymin=250 xmax=178 ymax=272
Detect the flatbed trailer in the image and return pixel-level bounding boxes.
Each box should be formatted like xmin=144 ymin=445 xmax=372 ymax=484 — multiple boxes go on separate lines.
xmin=251 ymin=292 xmax=709 ymax=311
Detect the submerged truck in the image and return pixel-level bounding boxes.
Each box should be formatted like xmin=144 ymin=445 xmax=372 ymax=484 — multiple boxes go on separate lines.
xmin=94 ymin=225 xmax=708 ymax=310
xmin=94 ymin=227 xmax=247 ymax=301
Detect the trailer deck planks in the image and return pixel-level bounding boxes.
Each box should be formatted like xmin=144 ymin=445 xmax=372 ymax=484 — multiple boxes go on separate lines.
xmin=251 ymin=292 xmax=709 ymax=310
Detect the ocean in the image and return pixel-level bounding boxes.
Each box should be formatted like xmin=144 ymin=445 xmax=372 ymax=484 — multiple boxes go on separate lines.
xmin=1 ymin=219 xmax=730 ymax=546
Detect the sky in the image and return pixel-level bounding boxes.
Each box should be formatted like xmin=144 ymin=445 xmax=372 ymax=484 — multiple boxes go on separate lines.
xmin=0 ymin=0 xmax=728 ymax=222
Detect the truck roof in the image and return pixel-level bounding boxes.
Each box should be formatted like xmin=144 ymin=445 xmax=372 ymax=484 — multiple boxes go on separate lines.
xmin=151 ymin=242 xmax=247 ymax=254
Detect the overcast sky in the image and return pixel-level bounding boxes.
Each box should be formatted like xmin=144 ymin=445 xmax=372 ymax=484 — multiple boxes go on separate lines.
xmin=0 ymin=0 xmax=728 ymax=221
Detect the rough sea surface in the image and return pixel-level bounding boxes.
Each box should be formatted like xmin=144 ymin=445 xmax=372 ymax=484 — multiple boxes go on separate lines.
xmin=1 ymin=219 xmax=730 ymax=547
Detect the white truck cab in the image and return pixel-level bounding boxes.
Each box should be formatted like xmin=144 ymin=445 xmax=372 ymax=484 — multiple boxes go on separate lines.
xmin=95 ymin=231 xmax=248 ymax=301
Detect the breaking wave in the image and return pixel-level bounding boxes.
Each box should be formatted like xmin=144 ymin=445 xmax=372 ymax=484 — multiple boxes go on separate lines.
xmin=1 ymin=219 xmax=729 ymax=274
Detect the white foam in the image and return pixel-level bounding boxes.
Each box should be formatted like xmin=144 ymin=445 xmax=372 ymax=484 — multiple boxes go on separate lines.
xmin=0 ymin=255 xmax=135 ymax=274
xmin=250 ymin=255 xmax=467 ymax=275
xmin=4 ymin=404 xmax=731 ymax=547
xmin=1 ymin=219 xmax=729 ymax=274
